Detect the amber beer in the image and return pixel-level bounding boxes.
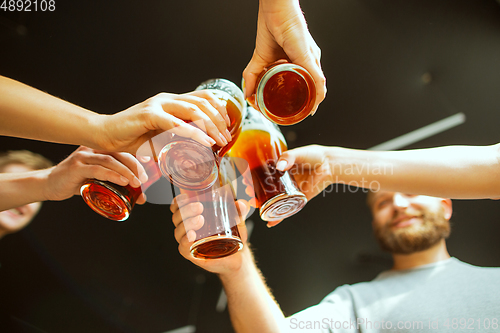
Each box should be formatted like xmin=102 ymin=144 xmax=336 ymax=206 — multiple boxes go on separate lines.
xmin=228 ymin=106 xmax=307 ymax=221
xmin=158 ymin=79 xmax=246 ymax=190
xmin=182 ymin=159 xmax=243 ymax=259
xmin=80 ymin=157 xmax=162 ymax=221
xmin=247 ymin=60 xmax=316 ymax=126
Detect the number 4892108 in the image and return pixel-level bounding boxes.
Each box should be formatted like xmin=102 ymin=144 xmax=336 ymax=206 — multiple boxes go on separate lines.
xmin=1 ymin=0 xmax=55 ymax=11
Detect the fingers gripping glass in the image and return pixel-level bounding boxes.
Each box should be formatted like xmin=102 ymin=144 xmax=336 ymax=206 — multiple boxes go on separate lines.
xmin=80 ymin=156 xmax=162 ymax=221
xmin=158 ymin=78 xmax=246 ymax=191
xmin=80 ymin=79 xmax=246 ymax=221
xmin=178 ymin=157 xmax=243 ymax=259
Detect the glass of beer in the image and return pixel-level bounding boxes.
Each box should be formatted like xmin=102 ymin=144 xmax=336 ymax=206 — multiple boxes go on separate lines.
xmin=228 ymin=106 xmax=307 ymax=222
xmin=80 ymin=157 xmax=162 ymax=221
xmin=158 ymin=79 xmax=246 ymax=191
xmin=247 ymin=60 xmax=316 ymax=126
xmin=179 ymin=157 xmax=243 ymax=259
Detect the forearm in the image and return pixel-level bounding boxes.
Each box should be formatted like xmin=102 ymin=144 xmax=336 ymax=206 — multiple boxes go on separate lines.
xmin=219 ymin=246 xmax=286 ymax=333
xmin=0 ymin=75 xmax=100 ymax=148
xmin=328 ymin=144 xmax=500 ymax=199
xmin=0 ymin=169 xmax=51 ymax=211
xmin=259 ymin=0 xmax=302 ymax=19
xmin=260 ymin=0 xmax=300 ymax=9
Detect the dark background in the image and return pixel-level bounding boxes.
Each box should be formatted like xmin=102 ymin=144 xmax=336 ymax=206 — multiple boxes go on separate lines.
xmin=1 ymin=0 xmax=500 ymax=332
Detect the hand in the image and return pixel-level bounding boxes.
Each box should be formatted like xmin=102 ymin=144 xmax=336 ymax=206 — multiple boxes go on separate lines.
xmin=171 ymin=196 xmax=250 ymax=275
xmin=271 ymin=145 xmax=334 ymax=227
xmin=94 ymin=90 xmax=233 ymax=154
xmin=243 ymin=0 xmax=326 ymax=115
xmin=43 ymin=146 xmax=147 ymax=204
xmin=276 ymin=145 xmax=334 ymax=200
xmin=241 ymin=174 xmax=258 ymax=209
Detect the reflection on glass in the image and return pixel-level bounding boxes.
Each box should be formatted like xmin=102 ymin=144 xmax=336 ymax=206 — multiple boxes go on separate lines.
xmin=158 ymin=78 xmax=246 ymax=191
xmin=228 ymin=106 xmax=307 ymax=222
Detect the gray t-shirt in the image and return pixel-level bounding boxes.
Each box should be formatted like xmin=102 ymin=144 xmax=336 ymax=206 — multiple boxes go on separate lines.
xmin=287 ymin=258 xmax=500 ymax=332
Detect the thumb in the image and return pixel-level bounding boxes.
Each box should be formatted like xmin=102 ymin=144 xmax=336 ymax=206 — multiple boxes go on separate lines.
xmin=242 ymin=53 xmax=268 ymax=99
xmin=276 ymin=146 xmax=310 ymax=172
xmin=266 ymin=219 xmax=283 ymax=228
xmin=235 ymin=199 xmax=250 ymax=221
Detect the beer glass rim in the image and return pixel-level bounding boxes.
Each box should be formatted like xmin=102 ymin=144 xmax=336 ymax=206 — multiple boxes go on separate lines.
xmin=157 ymin=139 xmax=219 ymax=191
xmin=80 ymin=180 xmax=131 ymax=222
xmin=255 ymin=63 xmax=315 ymax=126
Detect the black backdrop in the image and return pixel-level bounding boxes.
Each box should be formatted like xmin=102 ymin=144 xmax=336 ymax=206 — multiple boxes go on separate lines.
xmin=1 ymin=1 xmax=500 ymax=332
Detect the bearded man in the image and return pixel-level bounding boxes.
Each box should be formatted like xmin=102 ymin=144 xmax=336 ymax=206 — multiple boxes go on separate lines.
xmin=171 ymin=190 xmax=500 ymax=332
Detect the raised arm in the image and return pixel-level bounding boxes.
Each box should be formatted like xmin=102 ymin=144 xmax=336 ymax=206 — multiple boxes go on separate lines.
xmin=0 ymin=75 xmax=231 ymax=154
xmin=243 ymin=0 xmax=326 ymax=115
xmin=170 ymin=196 xmax=287 ymax=332
xmin=221 ymin=247 xmax=288 ymax=333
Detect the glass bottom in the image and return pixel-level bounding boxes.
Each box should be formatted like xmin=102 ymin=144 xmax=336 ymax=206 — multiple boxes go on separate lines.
xmin=158 ymin=139 xmax=218 ymax=190
xmin=190 ymin=235 xmax=243 ymax=259
xmin=80 ymin=180 xmax=131 ymax=221
xmin=256 ymin=63 xmax=315 ymax=126
xmin=260 ymin=193 xmax=307 ymax=222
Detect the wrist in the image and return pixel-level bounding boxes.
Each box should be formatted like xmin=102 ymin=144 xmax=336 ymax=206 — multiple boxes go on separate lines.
xmin=325 ymin=146 xmax=364 ymax=184
xmin=218 ymin=245 xmax=253 ymax=283
xmin=260 ymin=0 xmax=300 ymax=11
xmin=17 ymin=168 xmax=52 ymax=203
xmin=324 ymin=146 xmax=344 ymax=184
xmin=39 ymin=167 xmax=57 ymax=201
xmin=0 ymin=170 xmax=52 ymax=212
xmin=327 ymin=147 xmax=384 ymax=187
xmin=259 ymin=0 xmax=302 ymax=22
xmin=88 ymin=113 xmax=115 ymax=151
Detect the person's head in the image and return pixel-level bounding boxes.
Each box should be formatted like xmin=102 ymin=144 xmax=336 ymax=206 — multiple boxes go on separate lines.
xmin=366 ymin=190 xmax=452 ymax=255
xmin=0 ymin=150 xmax=53 ymax=238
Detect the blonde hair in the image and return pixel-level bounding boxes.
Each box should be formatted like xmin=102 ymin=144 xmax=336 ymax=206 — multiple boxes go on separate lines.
xmin=0 ymin=150 xmax=53 ymax=172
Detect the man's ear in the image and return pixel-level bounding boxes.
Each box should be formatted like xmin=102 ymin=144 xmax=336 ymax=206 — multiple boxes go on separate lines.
xmin=441 ymin=198 xmax=452 ymax=220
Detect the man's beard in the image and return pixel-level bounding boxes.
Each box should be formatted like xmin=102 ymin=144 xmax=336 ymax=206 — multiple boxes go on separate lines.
xmin=373 ymin=208 xmax=451 ymax=254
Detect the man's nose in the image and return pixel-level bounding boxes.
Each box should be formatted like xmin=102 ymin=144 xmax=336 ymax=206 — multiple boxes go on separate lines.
xmin=393 ymin=193 xmax=410 ymax=209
